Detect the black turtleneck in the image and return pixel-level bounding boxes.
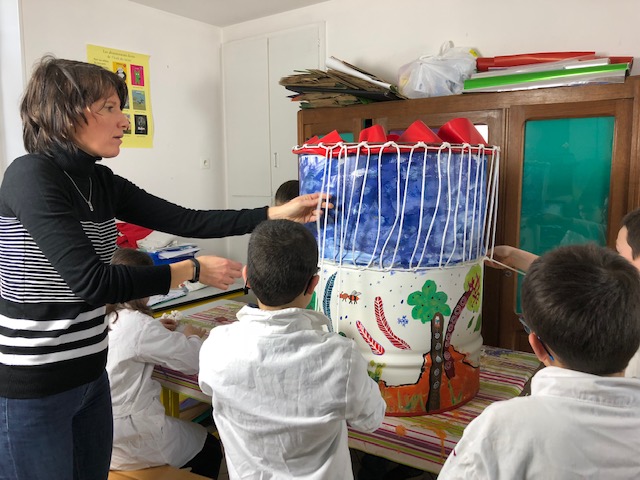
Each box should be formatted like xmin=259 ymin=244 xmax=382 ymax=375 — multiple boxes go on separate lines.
xmin=0 ymin=148 xmax=268 ymax=398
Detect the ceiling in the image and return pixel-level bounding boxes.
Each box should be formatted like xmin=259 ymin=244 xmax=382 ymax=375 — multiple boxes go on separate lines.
xmin=129 ymin=0 xmax=329 ymax=27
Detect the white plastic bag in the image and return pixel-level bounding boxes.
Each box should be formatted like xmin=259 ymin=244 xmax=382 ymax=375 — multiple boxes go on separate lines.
xmin=398 ymin=41 xmax=478 ymax=98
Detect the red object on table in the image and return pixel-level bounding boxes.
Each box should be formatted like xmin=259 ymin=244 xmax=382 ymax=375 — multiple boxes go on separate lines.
xmin=116 ymin=223 xmax=153 ymax=249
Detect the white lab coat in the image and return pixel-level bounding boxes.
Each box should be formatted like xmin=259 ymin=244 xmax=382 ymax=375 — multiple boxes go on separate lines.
xmin=438 ymin=366 xmax=640 ymax=479
xmin=199 ymin=306 xmax=386 ymax=480
xmin=106 ymin=309 xmax=207 ymax=470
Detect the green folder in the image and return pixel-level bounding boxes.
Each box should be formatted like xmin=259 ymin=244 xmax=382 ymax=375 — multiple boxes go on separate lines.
xmin=463 ymin=63 xmax=629 ymax=93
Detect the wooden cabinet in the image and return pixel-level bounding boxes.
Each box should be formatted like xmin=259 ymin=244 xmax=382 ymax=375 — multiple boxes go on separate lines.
xmin=297 ymin=77 xmax=640 ymax=350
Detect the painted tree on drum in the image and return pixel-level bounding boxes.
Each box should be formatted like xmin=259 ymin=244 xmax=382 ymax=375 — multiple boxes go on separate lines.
xmin=408 ymin=280 xmax=451 ymax=412
xmin=442 ymin=265 xmax=483 ymax=379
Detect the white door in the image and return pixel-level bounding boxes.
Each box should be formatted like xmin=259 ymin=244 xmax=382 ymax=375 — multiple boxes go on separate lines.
xmin=267 ymin=24 xmax=323 ymax=194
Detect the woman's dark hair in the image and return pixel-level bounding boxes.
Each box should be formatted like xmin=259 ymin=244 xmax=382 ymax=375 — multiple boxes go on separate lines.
xmin=106 ymin=248 xmax=155 ymax=323
xmin=247 ymin=219 xmax=318 ymax=306
xmin=21 ymin=55 xmax=128 ymax=155
xmin=522 ymin=244 xmax=640 ymax=374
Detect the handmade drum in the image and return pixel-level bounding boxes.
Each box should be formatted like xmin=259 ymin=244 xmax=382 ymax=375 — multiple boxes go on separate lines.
xmin=296 ymin=120 xmax=500 ymax=416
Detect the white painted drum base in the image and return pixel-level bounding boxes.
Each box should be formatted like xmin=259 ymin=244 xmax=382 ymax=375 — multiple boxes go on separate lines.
xmin=317 ymin=261 xmax=483 ymax=415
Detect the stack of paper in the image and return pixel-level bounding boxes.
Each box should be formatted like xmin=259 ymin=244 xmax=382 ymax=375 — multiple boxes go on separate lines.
xmin=280 ymin=56 xmax=405 ymax=109
xmin=156 ymin=244 xmax=200 ymax=260
xmin=147 ymin=287 xmax=188 ymax=307
xmin=463 ymin=57 xmax=631 ymax=93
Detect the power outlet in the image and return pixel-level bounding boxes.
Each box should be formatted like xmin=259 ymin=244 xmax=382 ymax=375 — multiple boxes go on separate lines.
xmin=200 ymin=158 xmax=210 ymax=169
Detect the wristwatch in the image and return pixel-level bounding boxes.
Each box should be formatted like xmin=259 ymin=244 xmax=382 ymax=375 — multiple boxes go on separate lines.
xmin=189 ymin=258 xmax=200 ymax=283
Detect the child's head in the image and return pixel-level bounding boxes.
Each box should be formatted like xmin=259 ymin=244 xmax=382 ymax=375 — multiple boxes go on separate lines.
xmin=274 ymin=180 xmax=300 ymax=206
xmin=521 ymin=244 xmax=640 ymax=375
xmin=246 ymin=219 xmax=318 ymax=307
xmin=107 ymin=248 xmax=155 ymax=318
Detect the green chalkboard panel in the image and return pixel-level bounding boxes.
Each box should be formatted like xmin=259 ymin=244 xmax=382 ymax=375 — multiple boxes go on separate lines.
xmin=516 ymin=116 xmax=614 ymax=311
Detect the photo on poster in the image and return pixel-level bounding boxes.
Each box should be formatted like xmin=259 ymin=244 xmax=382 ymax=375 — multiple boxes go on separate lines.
xmin=113 ymin=61 xmax=127 ymax=82
xmin=134 ymin=115 xmax=148 ymax=135
xmin=124 ymin=114 xmax=131 ymax=135
xmin=131 ymin=65 xmax=145 ymax=87
xmin=123 ymin=95 xmax=130 ymax=110
xmin=132 ymin=90 xmax=146 ymax=110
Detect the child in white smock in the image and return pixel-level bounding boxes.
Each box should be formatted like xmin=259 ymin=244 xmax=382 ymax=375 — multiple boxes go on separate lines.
xmin=488 ymin=207 xmax=640 ymax=379
xmin=439 ymin=244 xmax=640 ymax=479
xmin=106 ymin=248 xmax=222 ymax=478
xmin=199 ymin=219 xmax=386 ymax=479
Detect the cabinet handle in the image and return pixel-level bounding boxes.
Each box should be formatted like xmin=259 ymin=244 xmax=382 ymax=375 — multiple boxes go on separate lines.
xmin=273 ymin=152 xmax=278 ymax=168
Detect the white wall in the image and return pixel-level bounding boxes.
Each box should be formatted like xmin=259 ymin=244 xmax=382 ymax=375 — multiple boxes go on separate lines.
xmin=0 ymin=0 xmax=26 ymax=171
xmin=13 ymin=0 xmax=233 ymax=254
xmin=223 ymin=0 xmax=640 ymax=80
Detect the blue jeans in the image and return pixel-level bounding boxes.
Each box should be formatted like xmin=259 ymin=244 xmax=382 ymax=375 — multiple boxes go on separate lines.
xmin=0 ymin=371 xmax=113 ymax=480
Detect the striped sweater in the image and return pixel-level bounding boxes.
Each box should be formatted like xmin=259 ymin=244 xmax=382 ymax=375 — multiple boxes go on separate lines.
xmin=0 ymin=148 xmax=267 ymax=398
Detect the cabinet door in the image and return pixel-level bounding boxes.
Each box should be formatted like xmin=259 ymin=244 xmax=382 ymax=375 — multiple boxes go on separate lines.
xmin=223 ymin=37 xmax=270 ymax=197
xmin=500 ymin=99 xmax=633 ymax=351
xmin=268 ymin=25 xmax=323 ymax=194
xmin=223 ymin=26 xmax=323 ymax=263
xmin=224 ymin=25 xmax=323 ymax=199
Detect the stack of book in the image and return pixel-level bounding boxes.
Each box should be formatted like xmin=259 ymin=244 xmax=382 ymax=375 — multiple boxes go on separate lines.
xmin=280 ymin=56 xmax=405 ymax=109
xmin=463 ymin=52 xmax=633 ymax=93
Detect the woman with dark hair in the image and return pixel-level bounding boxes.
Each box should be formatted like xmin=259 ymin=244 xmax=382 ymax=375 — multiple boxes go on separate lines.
xmin=0 ymin=55 xmax=327 ymax=480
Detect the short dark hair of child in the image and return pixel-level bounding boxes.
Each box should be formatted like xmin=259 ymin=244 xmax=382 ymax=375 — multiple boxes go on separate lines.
xmin=247 ymin=219 xmax=318 ymax=306
xmin=622 ymin=208 xmax=640 ymax=259
xmin=521 ymin=243 xmax=640 ymax=375
xmin=274 ymin=180 xmax=300 ymax=206
xmin=106 ymin=248 xmax=155 ymax=320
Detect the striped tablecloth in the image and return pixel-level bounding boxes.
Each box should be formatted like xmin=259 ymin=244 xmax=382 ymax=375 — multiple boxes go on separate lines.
xmin=153 ymin=301 xmax=542 ymax=473
xmin=349 ymin=346 xmax=542 ymax=473
xmin=153 ymin=300 xmax=245 ymax=403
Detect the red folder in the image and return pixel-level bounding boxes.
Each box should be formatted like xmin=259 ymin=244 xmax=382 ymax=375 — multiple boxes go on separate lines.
xmin=476 ymin=52 xmax=596 ymax=71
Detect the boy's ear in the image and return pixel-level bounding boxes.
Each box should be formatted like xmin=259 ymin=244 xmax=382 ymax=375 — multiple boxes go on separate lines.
xmin=306 ymin=274 xmax=320 ymax=295
xmin=242 ymin=265 xmax=250 ymax=288
xmin=529 ymin=333 xmax=553 ymax=366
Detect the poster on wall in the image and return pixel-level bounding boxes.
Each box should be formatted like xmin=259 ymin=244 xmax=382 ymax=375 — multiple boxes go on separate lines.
xmin=86 ymin=44 xmax=153 ymax=148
